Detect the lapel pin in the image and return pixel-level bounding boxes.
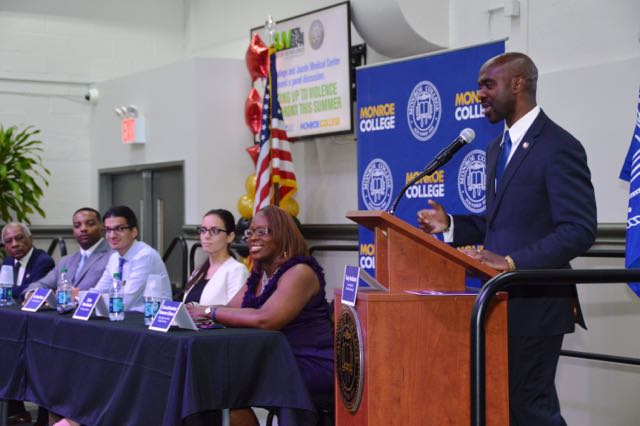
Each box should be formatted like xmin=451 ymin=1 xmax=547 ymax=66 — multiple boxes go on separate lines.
xmin=522 ymin=141 xmax=530 ymax=149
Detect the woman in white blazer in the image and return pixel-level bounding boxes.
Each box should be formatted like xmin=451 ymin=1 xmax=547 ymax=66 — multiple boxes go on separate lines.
xmin=183 ymin=209 xmax=249 ymax=307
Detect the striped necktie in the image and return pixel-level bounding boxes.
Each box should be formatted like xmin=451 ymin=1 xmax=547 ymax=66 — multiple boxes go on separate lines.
xmin=118 ymin=257 xmax=126 ymax=282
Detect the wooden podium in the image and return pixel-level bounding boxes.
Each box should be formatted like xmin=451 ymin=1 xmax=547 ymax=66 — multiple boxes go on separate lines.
xmin=335 ymin=211 xmax=509 ymax=426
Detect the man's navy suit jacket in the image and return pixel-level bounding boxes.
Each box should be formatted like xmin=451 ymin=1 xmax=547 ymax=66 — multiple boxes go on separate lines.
xmin=453 ymin=110 xmax=597 ymax=336
xmin=3 ymin=248 xmax=55 ymax=300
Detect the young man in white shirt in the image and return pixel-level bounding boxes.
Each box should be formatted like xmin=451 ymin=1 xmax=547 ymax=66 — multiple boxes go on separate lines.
xmin=92 ymin=205 xmax=172 ymax=312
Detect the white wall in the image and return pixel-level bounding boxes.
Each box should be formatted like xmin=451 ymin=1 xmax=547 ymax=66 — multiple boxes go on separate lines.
xmin=540 ymin=56 xmax=640 ymax=222
xmin=186 ymin=0 xmax=351 ymax=58
xmin=561 ymin=256 xmax=640 ymax=426
xmin=0 ymin=82 xmax=91 ymax=225
xmin=0 ymin=0 xmax=186 ymax=224
xmin=2 ymin=0 xmax=640 ymax=424
xmin=90 ymin=58 xmax=251 ymax=224
xmin=0 ymin=0 xmax=186 ymax=82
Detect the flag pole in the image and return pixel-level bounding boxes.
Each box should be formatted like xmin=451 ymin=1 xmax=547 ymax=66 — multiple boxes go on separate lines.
xmin=268 ymin=50 xmax=280 ymax=207
xmin=265 ymin=16 xmax=280 ymax=207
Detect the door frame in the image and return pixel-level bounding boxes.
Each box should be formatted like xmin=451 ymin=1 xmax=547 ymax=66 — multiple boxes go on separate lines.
xmin=98 ymin=160 xmax=184 ymax=247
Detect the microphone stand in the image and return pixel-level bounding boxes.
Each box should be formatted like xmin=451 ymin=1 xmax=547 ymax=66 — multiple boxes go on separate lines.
xmin=388 ymin=133 xmax=472 ymax=215
xmin=388 ymin=159 xmax=440 ymax=215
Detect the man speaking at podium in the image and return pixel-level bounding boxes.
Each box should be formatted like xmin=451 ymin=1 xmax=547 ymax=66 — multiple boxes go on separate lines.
xmin=417 ymin=52 xmax=597 ymax=426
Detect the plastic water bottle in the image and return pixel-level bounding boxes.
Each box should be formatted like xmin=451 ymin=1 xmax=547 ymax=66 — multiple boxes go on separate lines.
xmin=0 ymin=265 xmax=15 ymax=306
xmin=144 ymin=296 xmax=163 ymax=326
xmin=0 ymin=283 xmax=12 ymax=307
xmin=143 ymin=274 xmax=165 ymax=326
xmin=57 ymin=267 xmax=73 ymax=313
xmin=109 ymin=272 xmax=125 ymax=321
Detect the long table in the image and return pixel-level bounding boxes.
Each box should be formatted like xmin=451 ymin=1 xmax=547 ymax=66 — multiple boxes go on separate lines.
xmin=0 ymin=306 xmax=317 ymax=425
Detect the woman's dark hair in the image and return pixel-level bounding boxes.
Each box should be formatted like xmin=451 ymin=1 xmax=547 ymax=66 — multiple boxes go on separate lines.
xmin=253 ymin=205 xmax=308 ymax=271
xmin=203 ymin=209 xmax=236 ymax=257
xmin=204 ymin=208 xmax=236 ymax=235
xmin=103 ymin=205 xmax=138 ymax=229
xmin=185 ymin=209 xmax=238 ymax=292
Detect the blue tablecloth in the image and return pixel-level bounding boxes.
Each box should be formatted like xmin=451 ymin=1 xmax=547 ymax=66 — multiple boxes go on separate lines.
xmin=0 ymin=307 xmax=317 ymax=425
xmin=0 ymin=308 xmax=27 ymax=402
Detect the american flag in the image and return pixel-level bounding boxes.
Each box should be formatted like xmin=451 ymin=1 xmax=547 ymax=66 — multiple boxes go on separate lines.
xmin=253 ymin=46 xmax=298 ymax=215
xmin=620 ymin=87 xmax=640 ymax=296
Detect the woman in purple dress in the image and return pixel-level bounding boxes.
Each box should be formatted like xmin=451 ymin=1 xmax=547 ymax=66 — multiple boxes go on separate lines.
xmin=188 ymin=205 xmax=334 ymax=426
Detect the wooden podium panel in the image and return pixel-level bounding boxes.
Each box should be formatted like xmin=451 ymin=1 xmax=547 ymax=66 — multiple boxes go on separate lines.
xmin=335 ymin=211 xmax=508 ymax=425
xmin=335 ymin=291 xmax=509 ymax=426
xmin=348 ymin=211 xmax=497 ymax=293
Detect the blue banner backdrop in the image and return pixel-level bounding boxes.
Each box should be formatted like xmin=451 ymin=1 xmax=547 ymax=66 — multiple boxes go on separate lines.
xmin=356 ymin=41 xmax=505 ymax=279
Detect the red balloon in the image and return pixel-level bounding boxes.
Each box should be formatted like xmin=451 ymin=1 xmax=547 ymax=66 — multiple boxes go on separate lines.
xmin=244 ymin=88 xmax=262 ymax=135
xmin=246 ymin=145 xmax=260 ymax=167
xmin=246 ymin=33 xmax=269 ymax=81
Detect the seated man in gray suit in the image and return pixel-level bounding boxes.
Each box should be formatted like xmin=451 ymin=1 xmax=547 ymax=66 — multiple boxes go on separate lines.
xmin=21 ymin=207 xmax=110 ymax=426
xmin=24 ymin=207 xmax=111 ymax=298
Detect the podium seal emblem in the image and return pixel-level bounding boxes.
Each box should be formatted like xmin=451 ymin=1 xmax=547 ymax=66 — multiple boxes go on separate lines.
xmin=361 ymin=158 xmax=393 ymax=211
xmin=335 ymin=305 xmax=364 ymax=412
xmin=407 ymin=80 xmax=442 ymax=141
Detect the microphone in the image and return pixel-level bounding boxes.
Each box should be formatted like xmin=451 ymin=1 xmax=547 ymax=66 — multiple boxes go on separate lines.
xmin=389 ymin=128 xmax=475 ymax=215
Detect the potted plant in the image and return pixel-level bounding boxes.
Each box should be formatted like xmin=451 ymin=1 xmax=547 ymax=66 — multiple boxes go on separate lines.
xmin=0 ymin=125 xmax=50 ymax=224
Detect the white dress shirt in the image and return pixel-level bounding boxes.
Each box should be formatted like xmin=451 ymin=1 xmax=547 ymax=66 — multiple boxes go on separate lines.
xmin=15 ymin=247 xmax=34 ymax=286
xmin=94 ymin=240 xmax=172 ymax=312
xmin=500 ymin=106 xmax=541 ymax=164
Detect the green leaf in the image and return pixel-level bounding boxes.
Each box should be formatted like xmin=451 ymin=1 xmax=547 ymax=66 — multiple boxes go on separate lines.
xmin=0 ymin=124 xmax=50 ymax=223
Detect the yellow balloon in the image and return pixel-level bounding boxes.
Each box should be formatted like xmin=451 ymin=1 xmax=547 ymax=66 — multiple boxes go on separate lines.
xmin=280 ymin=196 xmax=299 ymax=217
xmin=245 ymin=174 xmax=257 ymax=196
xmin=237 ymin=194 xmax=254 ymax=219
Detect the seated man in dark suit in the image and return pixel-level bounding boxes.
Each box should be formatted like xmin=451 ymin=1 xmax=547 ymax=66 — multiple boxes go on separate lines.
xmin=2 ymin=222 xmax=55 ymax=301
xmin=1 ymin=222 xmax=55 ymax=425
xmin=24 ymin=207 xmax=111 ymax=298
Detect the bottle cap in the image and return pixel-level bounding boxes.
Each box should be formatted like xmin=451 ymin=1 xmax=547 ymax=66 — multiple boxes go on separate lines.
xmin=143 ymin=274 xmax=164 ymax=298
xmin=61 ymin=267 xmax=68 ymax=273
xmin=0 ymin=265 xmax=13 ymax=285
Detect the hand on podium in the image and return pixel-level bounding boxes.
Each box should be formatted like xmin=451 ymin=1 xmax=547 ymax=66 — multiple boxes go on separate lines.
xmin=458 ymin=247 xmax=511 ymax=272
xmin=417 ymin=199 xmax=450 ymax=234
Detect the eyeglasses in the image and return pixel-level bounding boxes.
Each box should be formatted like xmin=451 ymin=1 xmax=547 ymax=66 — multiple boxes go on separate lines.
xmin=197 ymin=226 xmax=228 ymax=236
xmin=243 ymin=226 xmax=272 ymax=240
xmin=104 ymin=225 xmax=132 ymax=234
